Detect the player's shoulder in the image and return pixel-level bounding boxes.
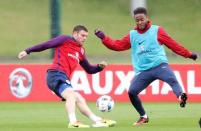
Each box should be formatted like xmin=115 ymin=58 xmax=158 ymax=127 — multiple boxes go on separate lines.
xmin=52 ymin=35 xmax=72 ymax=43
xmin=152 ymin=25 xmax=165 ymax=30
xmin=151 ymin=24 xmax=160 ymax=29
xmin=60 ymin=35 xmax=78 ymax=45
xmin=151 ymin=25 xmax=167 ymax=33
xmin=60 ymin=35 xmax=73 ymax=40
xmin=155 ymin=26 xmax=167 ymax=34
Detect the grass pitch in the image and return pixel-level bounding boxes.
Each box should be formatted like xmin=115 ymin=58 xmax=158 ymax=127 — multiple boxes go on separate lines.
xmin=0 ymin=102 xmax=200 ymax=131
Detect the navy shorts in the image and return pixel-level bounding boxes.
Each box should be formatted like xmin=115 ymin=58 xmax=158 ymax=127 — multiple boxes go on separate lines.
xmin=46 ymin=69 xmax=72 ymax=98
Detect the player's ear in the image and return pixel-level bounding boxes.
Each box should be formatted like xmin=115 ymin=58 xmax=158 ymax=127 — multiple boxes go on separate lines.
xmin=72 ymin=31 xmax=78 ymax=38
xmin=72 ymin=31 xmax=77 ymax=35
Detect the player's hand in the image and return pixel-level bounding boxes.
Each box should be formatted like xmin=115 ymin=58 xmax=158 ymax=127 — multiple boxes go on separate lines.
xmin=18 ymin=51 xmax=28 ymax=59
xmin=94 ymin=29 xmax=105 ymax=39
xmin=189 ymin=53 xmax=198 ymax=60
xmin=98 ymin=61 xmax=107 ymax=69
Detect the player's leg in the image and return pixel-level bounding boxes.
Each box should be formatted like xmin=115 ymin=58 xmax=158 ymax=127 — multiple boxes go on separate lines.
xmin=74 ymin=92 xmax=116 ymax=127
xmin=74 ymin=92 xmax=101 ymax=121
xmin=155 ymin=63 xmax=187 ymax=107
xmin=128 ymin=71 xmax=155 ymax=126
xmin=60 ymin=86 xmax=77 ymax=123
xmin=46 ymin=70 xmax=89 ymax=128
xmin=59 ymin=84 xmax=90 ymax=128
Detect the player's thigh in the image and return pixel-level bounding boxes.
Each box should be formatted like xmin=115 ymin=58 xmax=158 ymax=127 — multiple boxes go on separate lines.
xmin=156 ymin=64 xmax=178 ymax=85
xmin=129 ymin=71 xmax=154 ymax=95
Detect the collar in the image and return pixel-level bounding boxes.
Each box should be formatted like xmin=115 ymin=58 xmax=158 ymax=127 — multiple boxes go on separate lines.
xmin=134 ymin=21 xmax=151 ymax=34
xmin=70 ymin=36 xmax=82 ymax=47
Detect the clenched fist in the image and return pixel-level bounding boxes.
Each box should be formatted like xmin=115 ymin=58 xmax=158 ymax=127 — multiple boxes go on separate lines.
xmin=18 ymin=51 xmax=28 ymax=59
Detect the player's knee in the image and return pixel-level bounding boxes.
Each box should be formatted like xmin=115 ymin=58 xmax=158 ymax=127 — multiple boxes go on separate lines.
xmin=128 ymin=88 xmax=138 ymax=96
xmin=61 ymin=89 xmax=76 ymax=100
xmin=75 ymin=93 xmax=86 ymax=103
xmin=166 ymin=77 xmax=178 ymax=86
xmin=77 ymin=96 xmax=86 ymax=104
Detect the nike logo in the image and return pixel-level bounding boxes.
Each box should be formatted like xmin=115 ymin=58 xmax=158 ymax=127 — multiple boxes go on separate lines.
xmin=138 ymin=40 xmax=145 ymax=45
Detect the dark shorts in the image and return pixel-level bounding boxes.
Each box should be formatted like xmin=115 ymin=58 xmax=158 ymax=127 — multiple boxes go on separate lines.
xmin=46 ymin=69 xmax=72 ymax=98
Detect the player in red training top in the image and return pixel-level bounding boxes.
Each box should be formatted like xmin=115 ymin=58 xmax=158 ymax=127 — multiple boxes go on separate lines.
xmin=18 ymin=25 xmax=116 ymax=128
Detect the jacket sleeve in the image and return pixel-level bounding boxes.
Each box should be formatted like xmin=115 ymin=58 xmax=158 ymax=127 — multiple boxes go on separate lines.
xmin=25 ymin=35 xmax=68 ymax=54
xmin=79 ymin=59 xmax=103 ymax=74
xmin=101 ymin=34 xmax=131 ymax=51
xmin=157 ymin=27 xmax=192 ymax=58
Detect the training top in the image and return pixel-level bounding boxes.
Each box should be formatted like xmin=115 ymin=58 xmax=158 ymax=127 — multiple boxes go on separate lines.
xmin=100 ymin=22 xmax=192 ymax=72
xmin=25 ymin=35 xmax=103 ymax=77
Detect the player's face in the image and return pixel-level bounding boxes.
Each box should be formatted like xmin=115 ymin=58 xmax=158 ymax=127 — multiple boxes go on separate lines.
xmin=134 ymin=13 xmax=148 ymax=30
xmin=73 ymin=30 xmax=88 ymax=45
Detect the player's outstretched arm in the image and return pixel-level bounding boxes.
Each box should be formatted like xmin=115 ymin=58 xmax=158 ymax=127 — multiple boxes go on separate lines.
xmin=19 ymin=35 xmax=68 ymax=57
xmin=158 ymin=27 xmax=199 ymax=61
xmin=94 ymin=29 xmax=131 ymax=51
xmin=18 ymin=50 xmax=28 ymax=59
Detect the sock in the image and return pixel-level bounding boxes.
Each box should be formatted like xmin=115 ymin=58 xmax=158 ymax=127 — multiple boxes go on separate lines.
xmin=89 ymin=114 xmax=102 ymax=122
xmin=69 ymin=113 xmax=77 ymax=123
xmin=141 ymin=114 xmax=148 ymax=118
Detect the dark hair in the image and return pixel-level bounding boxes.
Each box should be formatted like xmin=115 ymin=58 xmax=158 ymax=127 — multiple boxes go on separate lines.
xmin=73 ymin=25 xmax=88 ymax=32
xmin=133 ymin=7 xmax=147 ymax=16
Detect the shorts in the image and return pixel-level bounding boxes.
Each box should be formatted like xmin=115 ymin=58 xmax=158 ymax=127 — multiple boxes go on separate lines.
xmin=46 ymin=69 xmax=72 ymax=98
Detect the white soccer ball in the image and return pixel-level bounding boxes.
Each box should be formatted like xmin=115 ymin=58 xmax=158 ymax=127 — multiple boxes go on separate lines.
xmin=96 ymin=95 xmax=114 ymax=112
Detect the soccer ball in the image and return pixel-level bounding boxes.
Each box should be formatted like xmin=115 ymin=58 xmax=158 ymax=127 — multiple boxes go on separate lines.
xmin=96 ymin=95 xmax=114 ymax=112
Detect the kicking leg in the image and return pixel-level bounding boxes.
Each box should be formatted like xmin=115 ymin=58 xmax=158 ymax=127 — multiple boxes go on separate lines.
xmin=74 ymin=92 xmax=101 ymax=121
xmin=59 ymin=84 xmax=90 ymax=128
xmin=74 ymin=92 xmax=116 ymax=127
xmin=156 ymin=64 xmax=187 ymax=107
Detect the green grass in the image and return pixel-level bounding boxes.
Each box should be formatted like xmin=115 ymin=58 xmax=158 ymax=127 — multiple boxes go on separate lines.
xmin=0 ymin=102 xmax=200 ymax=131
xmin=0 ymin=0 xmax=201 ymax=63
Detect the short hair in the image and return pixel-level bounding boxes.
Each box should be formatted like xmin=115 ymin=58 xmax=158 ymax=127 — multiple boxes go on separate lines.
xmin=133 ymin=7 xmax=147 ymax=16
xmin=73 ymin=25 xmax=88 ymax=32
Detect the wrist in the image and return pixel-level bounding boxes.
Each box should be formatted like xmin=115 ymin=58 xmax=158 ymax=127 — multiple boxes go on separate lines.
xmin=98 ymin=64 xmax=104 ymax=69
xmin=25 ymin=49 xmax=30 ymax=54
